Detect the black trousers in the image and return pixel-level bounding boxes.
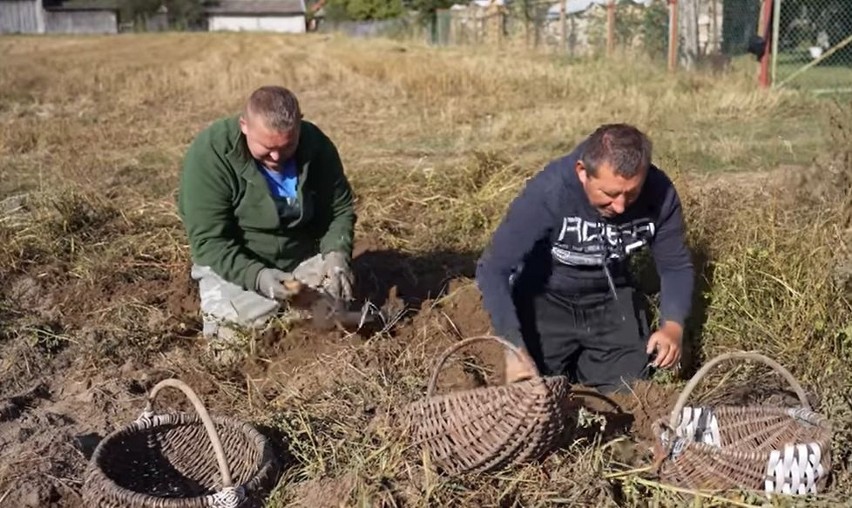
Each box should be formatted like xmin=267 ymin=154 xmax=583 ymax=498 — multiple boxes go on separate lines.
xmin=516 ymin=286 xmax=652 ymax=394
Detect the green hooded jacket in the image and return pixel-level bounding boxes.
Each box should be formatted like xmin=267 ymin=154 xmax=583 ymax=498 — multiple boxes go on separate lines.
xmin=177 ymin=115 xmax=356 ymax=291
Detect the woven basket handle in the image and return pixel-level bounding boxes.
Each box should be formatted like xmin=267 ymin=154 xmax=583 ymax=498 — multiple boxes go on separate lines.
xmin=426 ymin=335 xmax=540 ymax=397
xmin=669 ymin=351 xmax=810 ymax=429
xmin=143 ymin=378 xmax=234 ymax=488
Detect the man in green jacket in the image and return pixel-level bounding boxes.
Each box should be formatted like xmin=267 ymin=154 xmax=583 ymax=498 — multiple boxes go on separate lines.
xmin=177 ymin=85 xmax=356 ymax=350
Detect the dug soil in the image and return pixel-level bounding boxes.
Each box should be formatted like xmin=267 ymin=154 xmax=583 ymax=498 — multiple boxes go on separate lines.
xmin=0 ymin=235 xmax=679 ymax=507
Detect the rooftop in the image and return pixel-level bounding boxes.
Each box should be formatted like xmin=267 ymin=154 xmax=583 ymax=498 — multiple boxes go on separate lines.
xmin=203 ymin=0 xmax=306 ymax=15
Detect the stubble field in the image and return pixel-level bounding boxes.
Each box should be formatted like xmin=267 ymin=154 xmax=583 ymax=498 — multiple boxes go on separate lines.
xmin=0 ymin=31 xmax=850 ymax=507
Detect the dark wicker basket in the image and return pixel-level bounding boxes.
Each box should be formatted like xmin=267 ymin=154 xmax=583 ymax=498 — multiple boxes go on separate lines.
xmin=652 ymin=352 xmax=833 ymax=497
xmin=82 ymin=378 xmax=280 ymax=508
xmin=401 ymin=335 xmax=574 ymax=476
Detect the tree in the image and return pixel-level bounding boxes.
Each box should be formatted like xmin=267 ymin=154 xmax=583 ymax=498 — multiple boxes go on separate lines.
xmin=641 ymin=0 xmax=669 ymax=60
xmin=119 ymin=0 xmax=163 ymax=27
xmin=679 ymin=0 xmax=699 ymax=69
xmin=326 ymin=0 xmax=404 ymax=21
xmin=406 ymin=0 xmax=455 ymax=26
xmin=164 ymin=0 xmax=206 ymax=29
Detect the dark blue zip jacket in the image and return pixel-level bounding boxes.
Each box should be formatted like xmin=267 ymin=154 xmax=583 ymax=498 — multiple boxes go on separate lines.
xmin=475 ymin=143 xmax=694 ymax=347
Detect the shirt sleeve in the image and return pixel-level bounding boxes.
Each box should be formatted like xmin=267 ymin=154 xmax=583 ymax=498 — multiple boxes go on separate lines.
xmin=316 ymin=134 xmax=356 ymax=260
xmin=649 ymin=181 xmax=695 ymax=328
xmin=178 ymin=142 xmax=266 ymax=291
xmin=475 ymin=165 xmax=562 ymax=347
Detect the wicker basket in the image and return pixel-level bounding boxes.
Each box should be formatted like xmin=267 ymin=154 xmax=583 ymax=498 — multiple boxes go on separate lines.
xmin=652 ymin=351 xmax=833 ymax=497
xmin=82 ymin=378 xmax=281 ymax=508
xmin=401 ymin=335 xmax=573 ymax=476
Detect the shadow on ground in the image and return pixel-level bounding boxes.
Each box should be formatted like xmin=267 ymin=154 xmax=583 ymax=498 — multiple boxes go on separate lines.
xmin=352 ymin=247 xmax=480 ymax=310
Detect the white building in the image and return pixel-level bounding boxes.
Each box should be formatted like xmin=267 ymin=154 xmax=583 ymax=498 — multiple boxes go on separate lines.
xmin=0 ymin=0 xmax=118 ymax=34
xmin=204 ymin=0 xmax=307 ymax=33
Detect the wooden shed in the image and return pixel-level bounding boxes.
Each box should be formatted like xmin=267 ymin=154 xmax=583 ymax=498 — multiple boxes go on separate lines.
xmin=203 ymin=0 xmax=307 ymax=33
xmin=0 ymin=0 xmax=118 ymax=34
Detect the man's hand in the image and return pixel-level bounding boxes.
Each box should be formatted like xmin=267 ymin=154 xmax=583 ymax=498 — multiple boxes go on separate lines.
xmin=322 ymin=251 xmax=353 ymax=301
xmin=646 ymin=321 xmax=684 ymax=369
xmin=256 ymin=268 xmax=299 ymax=300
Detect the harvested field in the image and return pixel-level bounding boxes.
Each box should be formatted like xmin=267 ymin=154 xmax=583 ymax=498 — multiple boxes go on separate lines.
xmin=0 ymin=32 xmax=850 ymax=507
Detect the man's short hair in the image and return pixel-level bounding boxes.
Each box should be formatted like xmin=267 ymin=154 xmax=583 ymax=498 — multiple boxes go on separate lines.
xmin=245 ymin=85 xmax=302 ymax=132
xmin=581 ymin=123 xmax=652 ymax=178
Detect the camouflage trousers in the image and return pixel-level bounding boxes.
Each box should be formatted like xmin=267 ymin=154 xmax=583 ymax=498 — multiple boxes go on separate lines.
xmin=190 ymin=254 xmax=327 ymax=342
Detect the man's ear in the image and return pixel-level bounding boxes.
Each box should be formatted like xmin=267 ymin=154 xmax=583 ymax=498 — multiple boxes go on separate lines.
xmin=239 ymin=114 xmax=248 ymax=136
xmin=575 ymin=160 xmax=588 ymax=186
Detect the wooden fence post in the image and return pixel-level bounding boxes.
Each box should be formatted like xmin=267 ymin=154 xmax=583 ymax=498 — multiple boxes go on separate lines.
xmin=758 ymin=0 xmax=773 ymax=88
xmin=607 ymin=0 xmax=615 ymax=57
xmin=667 ymin=0 xmax=679 ymax=72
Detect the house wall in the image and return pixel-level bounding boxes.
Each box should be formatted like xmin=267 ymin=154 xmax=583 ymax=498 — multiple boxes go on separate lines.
xmin=0 ymin=0 xmax=44 ymax=34
xmin=43 ymin=10 xmax=117 ymax=34
xmin=208 ymin=15 xmax=306 ymax=33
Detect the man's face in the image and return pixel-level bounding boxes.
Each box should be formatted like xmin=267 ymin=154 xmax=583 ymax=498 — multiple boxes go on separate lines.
xmin=240 ymin=112 xmax=300 ymax=171
xmin=576 ymin=160 xmax=647 ymax=218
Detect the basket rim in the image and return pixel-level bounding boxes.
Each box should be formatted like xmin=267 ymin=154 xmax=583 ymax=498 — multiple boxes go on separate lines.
xmin=657 ymin=404 xmax=833 ymax=429
xmin=85 ymin=411 xmax=279 ymax=505
xmin=653 ymin=404 xmax=833 ymax=461
xmin=405 ymin=373 xmax=572 ymax=409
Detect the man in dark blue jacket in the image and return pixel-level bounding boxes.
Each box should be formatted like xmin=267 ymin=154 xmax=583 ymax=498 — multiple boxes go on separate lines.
xmin=475 ymin=124 xmax=694 ymax=394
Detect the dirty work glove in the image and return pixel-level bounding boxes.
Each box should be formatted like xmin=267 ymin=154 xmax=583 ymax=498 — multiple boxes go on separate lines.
xmin=255 ymin=268 xmax=299 ymax=300
xmin=321 ymin=251 xmax=353 ymax=301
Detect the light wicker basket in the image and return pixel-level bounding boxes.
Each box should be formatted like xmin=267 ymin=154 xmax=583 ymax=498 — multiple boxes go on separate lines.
xmin=652 ymin=351 xmax=833 ymax=497
xmin=401 ymin=335 xmax=574 ymax=476
xmin=82 ymin=378 xmax=281 ymax=508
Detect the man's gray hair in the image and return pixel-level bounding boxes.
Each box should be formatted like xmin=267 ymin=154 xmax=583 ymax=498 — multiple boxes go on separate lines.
xmin=245 ymin=85 xmax=302 ymax=132
xmin=581 ymin=123 xmax=652 ymax=178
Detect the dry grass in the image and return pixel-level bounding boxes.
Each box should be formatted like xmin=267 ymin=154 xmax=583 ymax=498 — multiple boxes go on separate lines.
xmin=0 ymin=32 xmax=850 ymax=507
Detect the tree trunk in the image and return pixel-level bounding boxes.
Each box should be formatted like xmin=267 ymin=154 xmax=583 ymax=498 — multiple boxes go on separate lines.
xmin=679 ymin=0 xmax=699 ymax=70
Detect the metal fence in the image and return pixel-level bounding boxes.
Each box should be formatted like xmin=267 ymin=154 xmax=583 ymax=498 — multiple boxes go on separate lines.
xmin=319 ymin=0 xmax=850 ymax=92
xmin=770 ymin=0 xmax=852 ymax=93
xmin=427 ymin=0 xmax=765 ymax=65
xmin=430 ymin=0 xmax=650 ymax=56
xmin=316 ymin=15 xmax=422 ymax=38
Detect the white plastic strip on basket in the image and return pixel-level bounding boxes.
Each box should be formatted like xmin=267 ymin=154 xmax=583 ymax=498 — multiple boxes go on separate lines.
xmin=660 ymin=406 xmax=721 ymax=461
xmin=212 ymin=486 xmax=246 ymax=508
xmin=764 ymin=442 xmax=825 ymax=496
xmin=675 ymin=406 xmax=721 ymax=447
xmin=134 ymin=409 xmax=156 ymax=426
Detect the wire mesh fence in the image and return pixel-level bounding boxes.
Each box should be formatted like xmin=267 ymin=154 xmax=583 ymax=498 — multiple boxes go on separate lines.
xmin=430 ymin=0 xmax=663 ymax=57
xmin=427 ymin=0 xmax=763 ymax=63
xmin=422 ymin=0 xmax=850 ymax=91
xmin=771 ymin=0 xmax=852 ymax=92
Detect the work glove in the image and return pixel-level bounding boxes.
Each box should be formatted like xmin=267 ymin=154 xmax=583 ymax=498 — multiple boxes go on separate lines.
xmin=321 ymin=251 xmax=353 ymax=302
xmin=255 ymin=268 xmax=299 ymax=300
